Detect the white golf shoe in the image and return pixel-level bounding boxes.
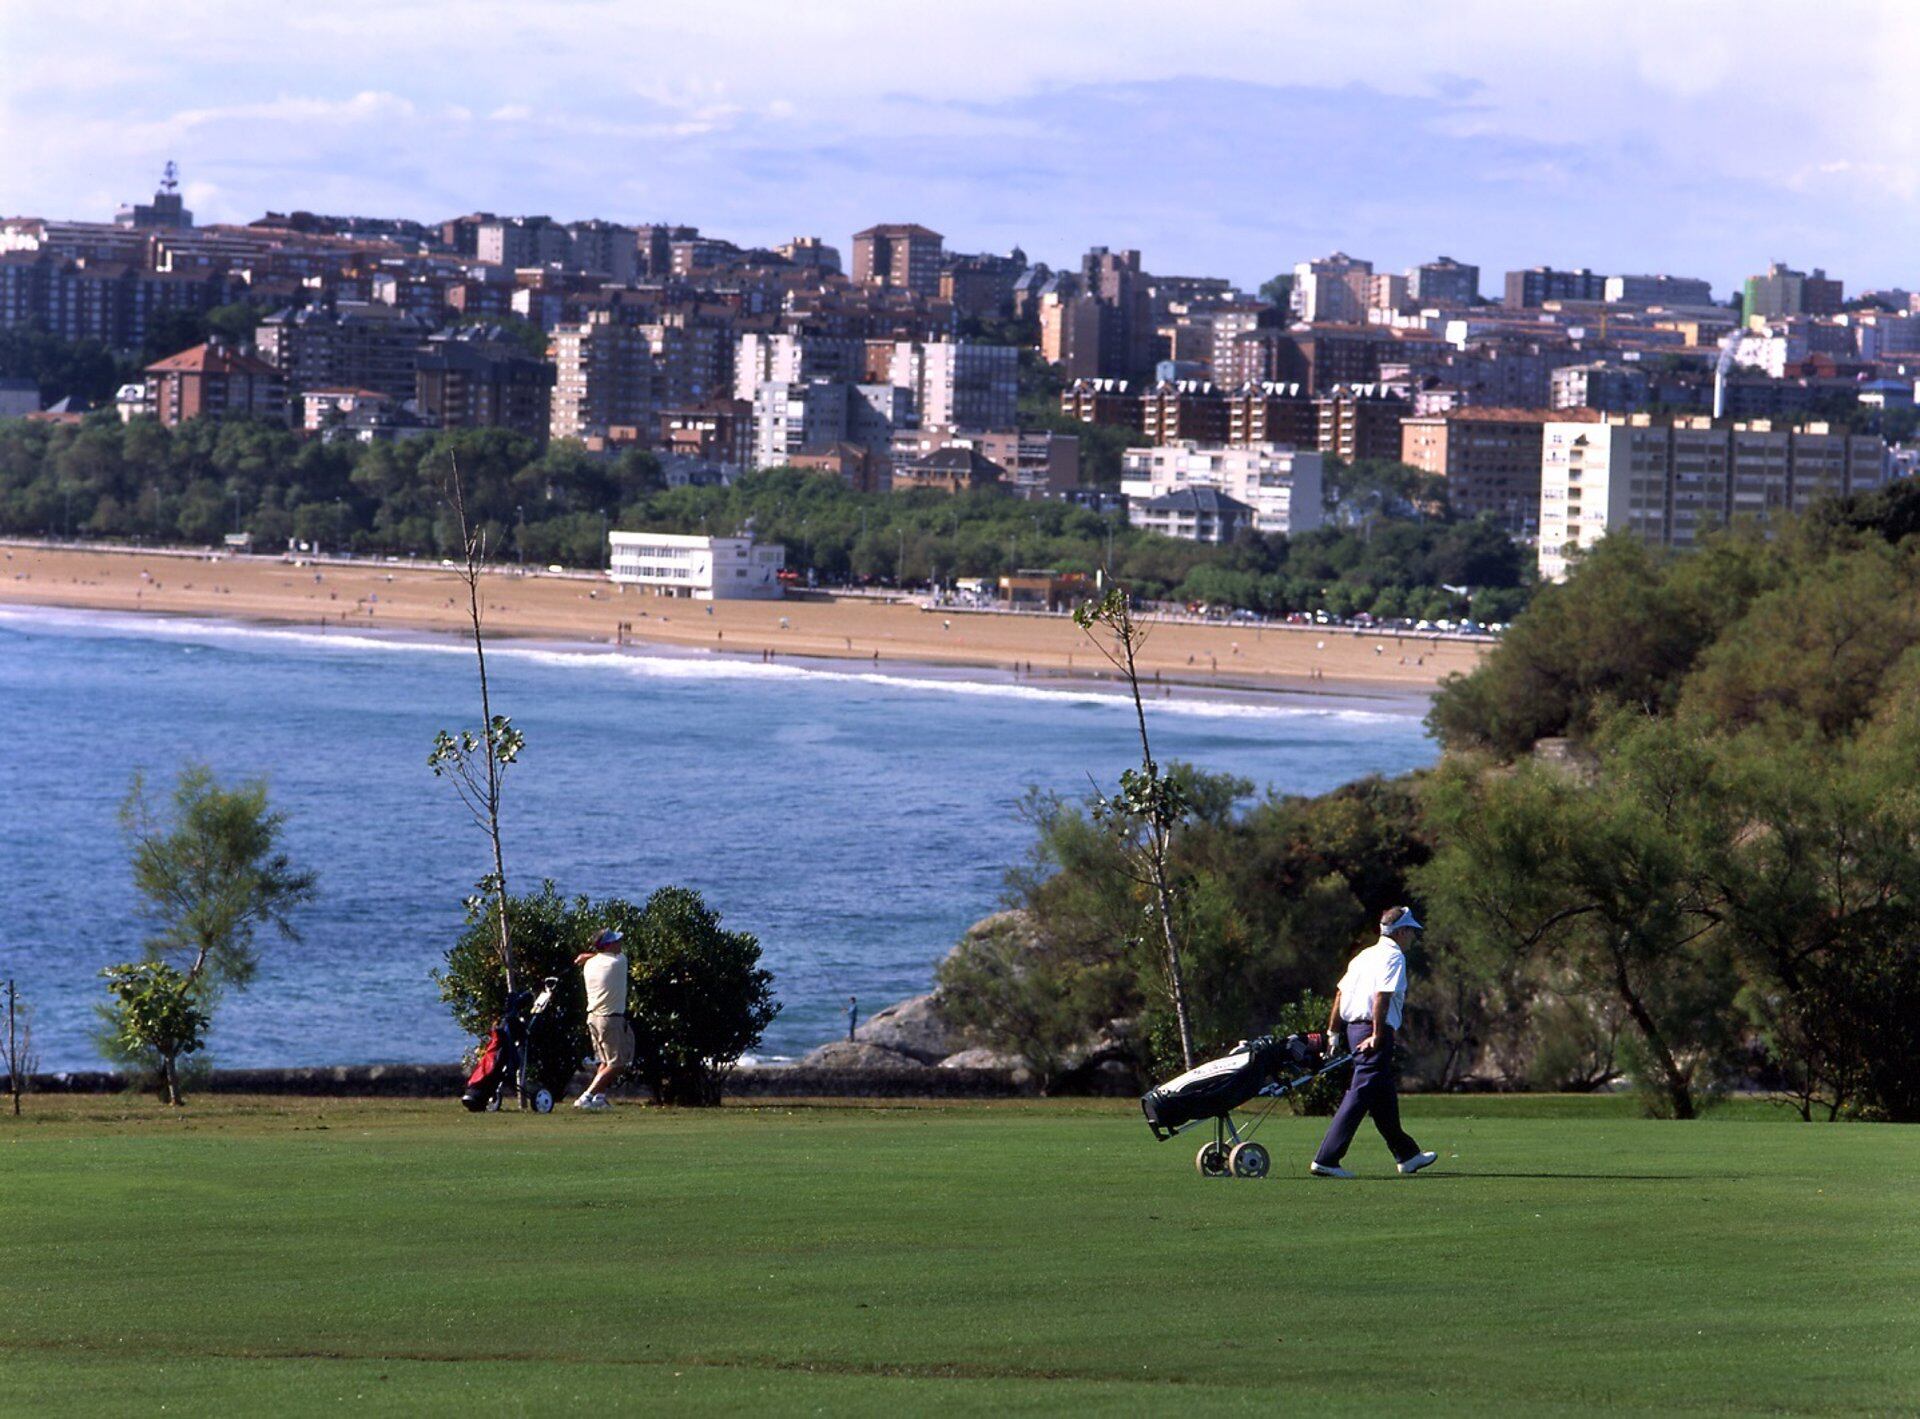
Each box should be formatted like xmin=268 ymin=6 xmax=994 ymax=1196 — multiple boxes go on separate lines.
xmin=1398 ymin=1151 xmax=1438 ymax=1175
xmin=572 ymin=1094 xmax=609 ymax=1111
xmin=1309 ymin=1161 xmax=1354 ymax=1179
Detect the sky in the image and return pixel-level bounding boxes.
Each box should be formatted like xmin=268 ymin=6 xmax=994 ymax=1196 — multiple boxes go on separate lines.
xmin=5 ymin=0 xmax=1919 ymax=298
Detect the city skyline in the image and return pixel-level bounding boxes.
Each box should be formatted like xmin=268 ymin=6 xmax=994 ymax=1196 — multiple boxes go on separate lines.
xmin=7 ymin=0 xmax=1920 ymax=294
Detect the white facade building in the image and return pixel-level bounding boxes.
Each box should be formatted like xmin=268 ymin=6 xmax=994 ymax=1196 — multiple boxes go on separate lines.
xmin=1121 ymin=442 xmax=1324 ymax=536
xmin=750 ymin=380 xmax=849 ymax=467
xmin=1538 ymin=415 xmax=1888 ymax=582
xmin=607 ymin=531 xmax=785 ymax=600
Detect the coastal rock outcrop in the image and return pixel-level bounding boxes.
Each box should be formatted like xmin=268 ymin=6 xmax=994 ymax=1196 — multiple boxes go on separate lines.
xmin=851 ymin=992 xmax=961 ymax=1063
xmin=797 ymin=1039 xmax=928 ymax=1070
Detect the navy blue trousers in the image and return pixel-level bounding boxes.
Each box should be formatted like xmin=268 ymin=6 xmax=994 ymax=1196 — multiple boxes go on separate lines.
xmin=1314 ymin=1021 xmax=1420 ymax=1166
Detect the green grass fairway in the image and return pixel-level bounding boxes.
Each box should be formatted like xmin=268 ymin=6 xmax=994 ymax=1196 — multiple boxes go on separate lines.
xmin=3 ymin=1096 xmax=1915 ymax=1415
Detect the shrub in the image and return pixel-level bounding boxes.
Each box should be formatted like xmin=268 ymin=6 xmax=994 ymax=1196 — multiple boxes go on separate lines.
xmin=438 ymin=882 xmax=778 ymax=1105
xmin=1270 ymin=991 xmax=1344 ymax=1116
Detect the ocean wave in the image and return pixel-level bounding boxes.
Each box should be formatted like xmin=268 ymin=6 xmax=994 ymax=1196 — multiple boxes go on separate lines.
xmin=0 ymin=602 xmax=1413 ymax=724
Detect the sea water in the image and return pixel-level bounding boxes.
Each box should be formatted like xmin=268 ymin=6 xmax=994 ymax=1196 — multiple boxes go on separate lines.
xmin=0 ymin=606 xmax=1437 ymax=1070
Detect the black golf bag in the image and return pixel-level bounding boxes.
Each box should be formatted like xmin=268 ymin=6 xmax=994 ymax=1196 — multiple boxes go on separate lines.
xmin=460 ymin=977 xmax=561 ymax=1113
xmin=1140 ymin=1032 xmax=1330 ymax=1139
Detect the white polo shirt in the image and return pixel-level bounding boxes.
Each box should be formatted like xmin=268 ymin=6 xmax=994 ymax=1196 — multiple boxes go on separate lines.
xmin=582 ymin=951 xmax=628 ymax=1019
xmin=1336 ymin=937 xmax=1408 ymax=1029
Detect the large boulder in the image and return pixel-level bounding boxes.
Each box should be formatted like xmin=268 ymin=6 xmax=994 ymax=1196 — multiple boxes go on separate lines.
xmin=852 ymin=992 xmax=961 ymax=1063
xmin=797 ymin=1039 xmax=927 ymax=1070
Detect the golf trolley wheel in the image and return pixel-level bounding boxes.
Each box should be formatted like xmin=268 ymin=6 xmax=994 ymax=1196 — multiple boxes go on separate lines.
xmin=1228 ymin=1142 xmax=1270 ymax=1179
xmin=484 ymin=1093 xmax=501 ymax=1113
xmin=1195 ymin=1141 xmax=1231 ymax=1178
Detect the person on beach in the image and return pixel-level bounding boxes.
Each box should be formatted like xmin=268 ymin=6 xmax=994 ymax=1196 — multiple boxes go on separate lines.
xmin=571 ymin=927 xmax=632 ymax=1111
xmin=1309 ymin=906 xmax=1438 ymax=1178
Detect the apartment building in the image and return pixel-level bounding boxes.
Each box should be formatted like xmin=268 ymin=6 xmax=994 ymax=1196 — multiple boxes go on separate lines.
xmin=1291 ymin=252 xmax=1373 ymax=323
xmin=414 ymin=328 xmax=555 ymax=444
xmin=255 ymin=302 xmax=433 ymax=403
xmin=1401 ymin=407 xmax=1600 ymax=536
xmin=1226 ymin=383 xmax=1318 ymax=449
xmin=851 ymin=224 xmax=944 ymax=296
xmin=608 ymin=531 xmax=785 ymax=600
xmin=1140 ymin=380 xmax=1231 ymax=445
xmin=1538 ymin=415 xmax=1887 ymax=581
xmin=550 ymin=312 xmax=658 ymax=442
xmin=1407 ymin=256 xmax=1480 ymax=307
xmin=1503 ymin=266 xmax=1607 ymax=309
xmin=1605 ymin=274 xmax=1714 ymax=307
xmin=1130 ymin=486 xmax=1255 ymax=544
xmin=733 ymin=333 xmax=868 ymax=401
xmin=887 ymin=340 xmax=1017 ymax=430
xmin=1120 ymin=442 xmax=1324 ymax=536
xmin=1743 ymin=263 xmax=1845 ymax=321
xmin=750 ymin=379 xmax=851 ymax=466
xmin=1316 ymin=383 xmax=1411 ymax=464
xmin=143 ymin=342 xmax=287 ymax=427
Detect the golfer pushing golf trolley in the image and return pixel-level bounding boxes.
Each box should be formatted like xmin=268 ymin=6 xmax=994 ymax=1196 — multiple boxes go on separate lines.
xmin=1140 ymin=1031 xmax=1352 ymax=1178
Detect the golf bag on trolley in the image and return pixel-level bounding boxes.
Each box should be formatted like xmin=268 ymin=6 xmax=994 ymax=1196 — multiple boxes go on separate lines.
xmin=461 ymin=976 xmax=562 ymax=1113
xmin=1140 ymin=1031 xmax=1347 ymax=1178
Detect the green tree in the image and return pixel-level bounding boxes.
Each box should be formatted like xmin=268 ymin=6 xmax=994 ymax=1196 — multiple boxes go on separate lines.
xmin=98 ymin=963 xmax=210 ymax=1107
xmin=109 ymin=765 xmax=314 ymax=1101
xmin=1418 ymin=721 xmax=1741 ymax=1118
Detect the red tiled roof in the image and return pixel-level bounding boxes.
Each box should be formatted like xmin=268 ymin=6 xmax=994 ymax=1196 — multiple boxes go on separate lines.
xmin=144 ymin=343 xmax=281 ymax=377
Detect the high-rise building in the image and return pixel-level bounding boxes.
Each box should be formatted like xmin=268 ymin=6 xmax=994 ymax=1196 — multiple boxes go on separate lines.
xmin=851 ymin=224 xmax=944 ymax=296
xmin=1604 ymin=274 xmax=1714 ymax=307
xmin=563 ymin=220 xmax=639 ymax=282
xmin=475 ymin=216 xmax=572 ymax=268
xmin=414 ymin=328 xmax=556 ymax=445
xmin=1407 ymin=256 xmax=1480 ymax=307
xmin=1503 ymin=267 xmax=1608 ymax=309
xmin=1538 ymin=415 xmax=1886 ymax=580
xmin=1743 ymin=262 xmax=1845 ymax=321
xmin=255 ymin=303 xmax=434 ymax=403
xmin=1291 ymin=252 xmax=1373 ymax=323
xmin=550 ymin=311 xmax=658 ymax=443
xmin=751 ymin=379 xmax=850 ymax=467
xmin=734 ymin=333 xmax=868 ymax=401
xmin=1401 ymin=407 xmax=1601 ymax=536
xmin=886 ymin=340 xmax=1017 ymax=431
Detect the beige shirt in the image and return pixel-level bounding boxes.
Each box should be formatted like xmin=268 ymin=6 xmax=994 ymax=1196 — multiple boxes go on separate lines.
xmin=582 ymin=951 xmax=628 ymax=1018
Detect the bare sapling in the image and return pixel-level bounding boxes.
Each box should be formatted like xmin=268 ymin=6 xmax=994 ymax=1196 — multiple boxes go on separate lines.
xmin=1072 ymin=587 xmax=1197 ymax=1069
xmin=428 ymin=457 xmax=525 ymax=995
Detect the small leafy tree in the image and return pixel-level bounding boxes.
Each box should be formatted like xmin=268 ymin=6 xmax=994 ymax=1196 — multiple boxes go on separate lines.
xmin=429 ymin=455 xmax=525 ymax=993
xmin=98 ymin=963 xmax=210 ymax=1107
xmin=1270 ymin=991 xmax=1343 ymax=1115
xmin=627 ymin=887 xmax=780 ymax=1106
xmin=1073 ymin=587 xmax=1198 ymax=1069
xmin=106 ymin=764 xmax=314 ymax=1102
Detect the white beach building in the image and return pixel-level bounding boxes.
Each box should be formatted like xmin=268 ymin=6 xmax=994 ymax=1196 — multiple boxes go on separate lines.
xmin=607 ymin=531 xmax=786 ymax=600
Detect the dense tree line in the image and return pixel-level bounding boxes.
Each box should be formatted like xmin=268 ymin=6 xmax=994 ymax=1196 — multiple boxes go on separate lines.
xmin=949 ymin=491 xmax=1920 ymax=1120
xmin=0 ymin=415 xmax=1530 ymax=618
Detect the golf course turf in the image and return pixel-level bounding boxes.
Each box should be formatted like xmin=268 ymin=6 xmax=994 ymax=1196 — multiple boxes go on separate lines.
xmin=2 ymin=1095 xmax=1915 ymax=1415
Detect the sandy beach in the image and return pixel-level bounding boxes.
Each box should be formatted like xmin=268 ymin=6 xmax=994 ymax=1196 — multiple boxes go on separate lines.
xmin=0 ymin=542 xmax=1486 ymax=701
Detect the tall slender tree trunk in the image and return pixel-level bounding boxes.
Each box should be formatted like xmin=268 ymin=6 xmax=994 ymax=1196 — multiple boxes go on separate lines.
xmin=1610 ymin=942 xmax=1694 ymax=1119
xmin=1119 ymin=612 xmax=1195 ymax=1070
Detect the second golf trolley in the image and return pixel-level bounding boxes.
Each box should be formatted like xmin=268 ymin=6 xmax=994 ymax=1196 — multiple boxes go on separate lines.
xmin=1140 ymin=1031 xmax=1351 ymax=1178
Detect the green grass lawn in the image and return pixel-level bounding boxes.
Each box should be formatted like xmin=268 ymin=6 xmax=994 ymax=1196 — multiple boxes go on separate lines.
xmin=2 ymin=1094 xmax=1915 ymax=1416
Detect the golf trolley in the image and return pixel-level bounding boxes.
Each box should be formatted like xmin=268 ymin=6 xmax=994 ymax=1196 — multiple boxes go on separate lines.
xmin=461 ymin=975 xmax=562 ymax=1113
xmin=1140 ymin=1032 xmax=1352 ymax=1179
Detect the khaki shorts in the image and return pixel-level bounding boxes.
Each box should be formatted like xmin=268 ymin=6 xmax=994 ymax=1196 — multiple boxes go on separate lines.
xmin=588 ymin=1015 xmax=634 ymax=1070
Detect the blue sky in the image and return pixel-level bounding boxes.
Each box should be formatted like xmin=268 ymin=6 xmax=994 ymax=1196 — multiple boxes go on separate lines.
xmin=5 ymin=0 xmax=1918 ymax=297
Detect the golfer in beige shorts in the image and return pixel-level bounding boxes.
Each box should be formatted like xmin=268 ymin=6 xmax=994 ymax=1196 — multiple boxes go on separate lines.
xmin=572 ymin=927 xmax=632 ymax=1110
